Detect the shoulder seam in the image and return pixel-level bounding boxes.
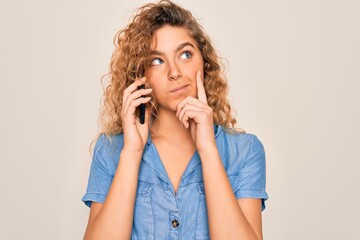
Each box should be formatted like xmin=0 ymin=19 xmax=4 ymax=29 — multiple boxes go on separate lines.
xmin=93 ymin=134 xmax=111 ymax=176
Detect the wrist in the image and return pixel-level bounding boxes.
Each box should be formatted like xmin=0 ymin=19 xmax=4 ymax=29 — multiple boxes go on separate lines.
xmin=122 ymin=143 xmax=145 ymax=154
xmin=120 ymin=148 xmax=143 ymax=161
xmin=197 ymin=143 xmax=219 ymax=157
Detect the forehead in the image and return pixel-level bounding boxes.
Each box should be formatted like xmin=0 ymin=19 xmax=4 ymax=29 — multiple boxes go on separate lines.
xmin=150 ymin=25 xmax=197 ymax=50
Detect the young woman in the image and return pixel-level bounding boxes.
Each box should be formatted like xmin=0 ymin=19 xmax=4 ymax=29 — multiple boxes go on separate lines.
xmin=82 ymin=1 xmax=268 ymax=239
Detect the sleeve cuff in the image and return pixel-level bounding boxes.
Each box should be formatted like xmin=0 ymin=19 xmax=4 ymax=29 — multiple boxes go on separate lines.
xmin=81 ymin=193 xmax=107 ymax=208
xmin=234 ymin=189 xmax=269 ymax=211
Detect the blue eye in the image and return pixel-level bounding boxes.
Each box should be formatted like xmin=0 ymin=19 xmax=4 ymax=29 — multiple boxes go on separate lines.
xmin=151 ymin=58 xmax=164 ymax=66
xmin=180 ymin=51 xmax=192 ymax=59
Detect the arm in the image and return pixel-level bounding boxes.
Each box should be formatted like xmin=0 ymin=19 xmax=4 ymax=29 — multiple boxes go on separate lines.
xmin=83 ymin=151 xmax=142 ymax=240
xmin=176 ymin=71 xmax=265 ymax=239
xmin=83 ymin=77 xmax=152 ymax=239
xmin=199 ymin=147 xmax=263 ymax=240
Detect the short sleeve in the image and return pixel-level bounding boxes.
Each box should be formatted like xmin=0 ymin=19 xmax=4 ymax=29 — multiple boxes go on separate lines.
xmin=234 ymin=135 xmax=269 ymax=211
xmin=81 ymin=135 xmax=113 ymax=208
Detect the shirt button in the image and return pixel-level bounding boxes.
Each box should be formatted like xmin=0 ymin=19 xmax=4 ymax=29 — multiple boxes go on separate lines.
xmin=171 ymin=219 xmax=180 ymax=228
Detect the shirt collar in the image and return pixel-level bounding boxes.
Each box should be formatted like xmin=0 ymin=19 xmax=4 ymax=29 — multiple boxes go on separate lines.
xmin=142 ymin=124 xmax=223 ymax=186
xmin=145 ymin=123 xmax=222 ymax=146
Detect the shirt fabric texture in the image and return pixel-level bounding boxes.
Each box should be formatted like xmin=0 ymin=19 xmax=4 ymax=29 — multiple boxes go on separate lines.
xmin=82 ymin=124 xmax=269 ymax=239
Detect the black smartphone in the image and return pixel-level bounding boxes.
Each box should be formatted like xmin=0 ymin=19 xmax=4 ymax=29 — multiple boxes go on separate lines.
xmin=138 ymin=84 xmax=146 ymax=124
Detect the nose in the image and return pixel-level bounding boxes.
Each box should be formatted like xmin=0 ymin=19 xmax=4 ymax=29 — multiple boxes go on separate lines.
xmin=168 ymin=61 xmax=181 ymax=81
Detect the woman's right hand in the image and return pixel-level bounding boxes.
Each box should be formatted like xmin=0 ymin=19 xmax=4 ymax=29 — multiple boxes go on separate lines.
xmin=121 ymin=77 xmax=152 ymax=154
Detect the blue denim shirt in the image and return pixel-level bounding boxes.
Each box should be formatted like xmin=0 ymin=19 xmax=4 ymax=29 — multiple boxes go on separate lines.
xmin=82 ymin=124 xmax=268 ymax=239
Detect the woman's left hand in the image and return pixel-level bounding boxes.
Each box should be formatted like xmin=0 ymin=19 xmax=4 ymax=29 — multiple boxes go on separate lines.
xmin=176 ymin=71 xmax=216 ymax=152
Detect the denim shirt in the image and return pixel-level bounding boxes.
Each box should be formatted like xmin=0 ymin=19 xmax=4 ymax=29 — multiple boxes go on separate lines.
xmin=82 ymin=124 xmax=268 ymax=239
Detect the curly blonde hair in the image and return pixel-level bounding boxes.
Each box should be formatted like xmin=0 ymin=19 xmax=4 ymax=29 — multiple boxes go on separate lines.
xmin=90 ymin=0 xmax=244 ymax=152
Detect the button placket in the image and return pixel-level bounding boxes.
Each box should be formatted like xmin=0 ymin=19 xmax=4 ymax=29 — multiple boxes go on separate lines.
xmin=169 ymin=210 xmax=180 ymax=239
xmin=169 ymin=210 xmax=180 ymax=228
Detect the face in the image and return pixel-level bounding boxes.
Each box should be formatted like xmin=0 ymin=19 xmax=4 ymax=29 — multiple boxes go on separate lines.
xmin=145 ymin=25 xmax=204 ymax=112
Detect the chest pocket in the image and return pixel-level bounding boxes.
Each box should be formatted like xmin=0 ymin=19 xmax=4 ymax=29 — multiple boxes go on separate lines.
xmin=131 ymin=181 xmax=154 ymax=240
xmin=195 ymin=183 xmax=210 ymax=239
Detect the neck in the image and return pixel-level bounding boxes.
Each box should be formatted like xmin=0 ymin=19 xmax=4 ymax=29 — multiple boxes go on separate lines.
xmin=150 ymin=108 xmax=192 ymax=142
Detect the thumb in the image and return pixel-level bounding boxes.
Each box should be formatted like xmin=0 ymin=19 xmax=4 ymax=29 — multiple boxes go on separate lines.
xmin=144 ymin=107 xmax=151 ymax=126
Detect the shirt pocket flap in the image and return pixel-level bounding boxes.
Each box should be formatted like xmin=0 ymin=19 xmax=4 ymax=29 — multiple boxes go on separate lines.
xmin=136 ymin=181 xmax=152 ymax=197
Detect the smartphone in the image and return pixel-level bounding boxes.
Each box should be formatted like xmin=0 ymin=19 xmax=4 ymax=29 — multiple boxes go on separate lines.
xmin=138 ymin=84 xmax=146 ymax=124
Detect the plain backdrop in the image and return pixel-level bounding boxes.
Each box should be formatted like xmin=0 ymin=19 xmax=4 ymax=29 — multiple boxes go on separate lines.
xmin=1 ymin=0 xmax=359 ymax=239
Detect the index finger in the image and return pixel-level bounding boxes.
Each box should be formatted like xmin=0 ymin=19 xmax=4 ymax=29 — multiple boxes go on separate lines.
xmin=122 ymin=77 xmax=146 ymax=103
xmin=196 ymin=71 xmax=207 ymax=104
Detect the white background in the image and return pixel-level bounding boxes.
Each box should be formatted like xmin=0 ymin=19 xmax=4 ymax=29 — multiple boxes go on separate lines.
xmin=0 ymin=0 xmax=359 ymax=239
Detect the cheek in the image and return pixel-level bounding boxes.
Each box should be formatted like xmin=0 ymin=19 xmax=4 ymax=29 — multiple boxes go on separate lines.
xmin=146 ymin=68 xmax=165 ymax=85
xmin=145 ymin=80 xmax=163 ymax=102
xmin=187 ymin=56 xmax=204 ymax=74
xmin=145 ymin=71 xmax=158 ymax=88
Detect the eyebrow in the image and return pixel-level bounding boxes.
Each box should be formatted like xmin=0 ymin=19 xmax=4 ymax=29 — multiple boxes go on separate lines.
xmin=149 ymin=42 xmax=195 ymax=56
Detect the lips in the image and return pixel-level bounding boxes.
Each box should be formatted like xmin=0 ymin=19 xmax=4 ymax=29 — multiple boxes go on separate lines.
xmin=170 ymin=84 xmax=189 ymax=92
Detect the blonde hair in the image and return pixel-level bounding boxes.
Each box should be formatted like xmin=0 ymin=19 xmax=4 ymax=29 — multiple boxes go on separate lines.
xmin=89 ymin=0 xmax=244 ymax=153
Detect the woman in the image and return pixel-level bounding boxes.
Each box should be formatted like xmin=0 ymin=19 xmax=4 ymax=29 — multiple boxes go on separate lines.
xmin=82 ymin=0 xmax=268 ymax=239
